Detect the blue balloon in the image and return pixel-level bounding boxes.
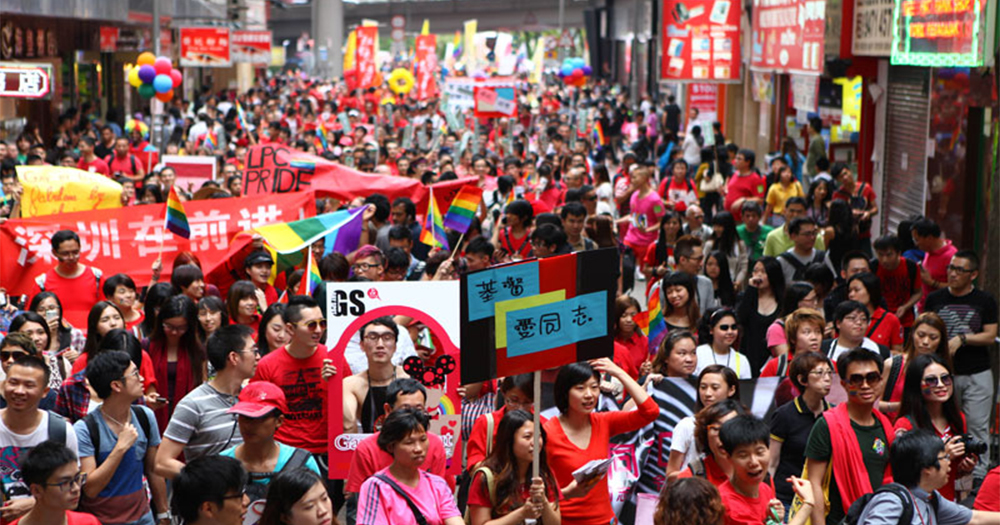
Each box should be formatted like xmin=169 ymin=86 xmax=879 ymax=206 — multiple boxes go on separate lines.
xmin=138 ymin=65 xmax=156 ymax=84
xmin=153 ymin=74 xmax=173 ymax=94
xmin=572 ymin=57 xmax=585 ymax=68
xmin=560 ymin=64 xmax=574 ymax=77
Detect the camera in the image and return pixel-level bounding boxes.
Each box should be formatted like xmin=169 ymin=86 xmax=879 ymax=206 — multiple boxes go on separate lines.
xmin=959 ymin=435 xmax=988 ymax=456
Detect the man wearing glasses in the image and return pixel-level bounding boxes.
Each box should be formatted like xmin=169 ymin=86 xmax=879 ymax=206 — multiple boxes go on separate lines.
xmin=14 ymin=441 xmax=100 ymax=525
xmin=777 ymin=216 xmax=830 ymax=284
xmin=925 ymin=250 xmax=998 ymax=480
xmin=352 ymin=245 xmax=385 ymax=282
xmin=343 ymin=317 xmax=410 ymax=435
xmin=0 ymin=355 xmax=79 ymax=522
xmin=170 ymin=455 xmax=249 ymax=525
xmin=806 ymin=348 xmax=896 ymax=525
xmin=28 ymin=230 xmax=104 ymax=329
xmin=670 ymin=235 xmax=717 ymax=315
xmin=821 ymin=301 xmax=888 ymax=362
xmin=250 ymin=296 xmax=342 ymax=501
xmin=155 ymin=325 xmax=259 ymax=480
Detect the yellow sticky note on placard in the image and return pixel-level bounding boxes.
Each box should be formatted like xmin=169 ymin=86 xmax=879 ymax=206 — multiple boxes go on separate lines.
xmin=494 ymin=290 xmax=565 ymax=349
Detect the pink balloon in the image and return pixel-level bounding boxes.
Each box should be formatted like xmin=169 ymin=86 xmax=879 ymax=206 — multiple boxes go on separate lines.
xmin=153 ymin=57 xmax=173 ymax=75
xmin=170 ymin=68 xmax=183 ymax=88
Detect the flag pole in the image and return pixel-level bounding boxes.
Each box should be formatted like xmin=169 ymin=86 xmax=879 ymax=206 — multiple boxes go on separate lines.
xmin=449 ymin=231 xmax=466 ymax=259
xmin=532 ymin=370 xmax=541 ymax=480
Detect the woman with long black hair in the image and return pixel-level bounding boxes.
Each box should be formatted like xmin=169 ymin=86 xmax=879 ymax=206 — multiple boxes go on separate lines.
xmin=703 ymin=251 xmax=736 ymax=307
xmin=736 ymin=257 xmax=785 ymax=374
xmin=28 ymin=291 xmax=83 ymax=361
xmin=146 ymin=295 xmax=206 ymax=431
xmin=467 ymin=409 xmax=561 ymax=525
xmin=705 ymin=211 xmax=748 ymax=289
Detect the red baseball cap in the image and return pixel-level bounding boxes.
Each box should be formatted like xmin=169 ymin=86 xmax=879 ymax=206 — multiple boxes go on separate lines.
xmin=228 ymin=382 xmax=287 ymax=418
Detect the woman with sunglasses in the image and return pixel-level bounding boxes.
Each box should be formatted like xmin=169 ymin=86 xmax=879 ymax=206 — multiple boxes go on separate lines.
xmin=894 ymin=353 xmax=975 ymax=501
xmin=878 ymin=312 xmax=950 ymax=419
xmin=146 ymin=295 xmax=206 ymax=431
xmin=695 ymin=308 xmax=751 ymax=379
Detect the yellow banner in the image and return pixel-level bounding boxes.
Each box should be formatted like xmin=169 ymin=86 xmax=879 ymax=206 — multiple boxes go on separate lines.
xmin=344 ymin=29 xmax=357 ymax=72
xmin=17 ymin=166 xmax=122 ymax=218
xmin=530 ymin=37 xmax=545 ymax=84
xmin=463 ymin=19 xmax=477 ymax=70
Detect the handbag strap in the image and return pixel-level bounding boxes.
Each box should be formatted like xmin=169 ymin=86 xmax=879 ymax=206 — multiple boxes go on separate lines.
xmin=374 ymin=473 xmax=428 ymax=525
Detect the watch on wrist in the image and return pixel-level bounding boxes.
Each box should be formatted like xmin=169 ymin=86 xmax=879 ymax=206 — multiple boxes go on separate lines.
xmin=156 ymin=512 xmax=171 ymax=521
xmin=959 ymin=333 xmax=967 ymax=345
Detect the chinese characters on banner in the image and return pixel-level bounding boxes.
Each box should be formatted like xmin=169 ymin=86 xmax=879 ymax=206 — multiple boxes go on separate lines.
xmin=750 ymin=0 xmax=827 ymax=74
xmin=326 ymin=282 xmax=463 ymax=479
xmin=0 ymin=63 xmax=51 ymax=99
xmin=231 ymin=30 xmax=272 ymax=65
xmin=460 ymin=248 xmax=618 ymax=385
xmin=660 ymin=0 xmax=742 ymax=80
xmin=180 ymin=27 xmax=231 ymax=67
xmin=0 ymin=191 xmax=314 ymax=297
xmin=355 ymin=26 xmax=379 ymax=90
xmin=414 ymin=34 xmax=439 ymax=100
xmin=890 ymin=0 xmax=987 ymax=66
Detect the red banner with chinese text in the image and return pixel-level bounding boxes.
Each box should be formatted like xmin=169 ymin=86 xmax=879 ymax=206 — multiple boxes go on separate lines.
xmin=0 ymin=191 xmax=314 ymax=298
xmin=414 ymin=34 xmax=439 ymax=100
xmin=355 ymin=26 xmax=379 ymax=90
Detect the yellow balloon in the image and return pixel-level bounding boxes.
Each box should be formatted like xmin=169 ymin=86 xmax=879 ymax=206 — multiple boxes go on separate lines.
xmin=128 ymin=68 xmax=142 ymax=88
xmin=388 ymin=68 xmax=415 ymax=95
xmin=137 ymin=52 xmax=156 ymax=66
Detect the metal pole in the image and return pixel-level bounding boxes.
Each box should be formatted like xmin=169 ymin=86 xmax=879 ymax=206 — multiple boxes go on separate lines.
xmin=557 ymin=0 xmax=566 ymax=63
xmin=151 ymin=0 xmax=165 ymax=157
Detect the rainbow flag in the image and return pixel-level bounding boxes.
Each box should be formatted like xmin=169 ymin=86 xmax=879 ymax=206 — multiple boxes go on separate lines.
xmin=290 ymin=158 xmax=315 ymax=170
xmin=420 ymin=188 xmax=449 ymax=249
xmin=164 ymin=186 xmax=190 ymax=239
xmin=442 ymin=185 xmax=483 ymax=234
xmin=594 ymin=120 xmax=609 ymax=147
xmin=297 ymin=249 xmax=323 ymax=296
xmin=316 ymin=120 xmax=330 ymax=151
xmin=254 ymin=206 xmax=367 ymax=255
xmin=633 ymin=279 xmax=667 ymax=355
xmin=204 ymin=129 xmax=218 ymax=150
xmin=235 ymin=100 xmax=249 ymax=130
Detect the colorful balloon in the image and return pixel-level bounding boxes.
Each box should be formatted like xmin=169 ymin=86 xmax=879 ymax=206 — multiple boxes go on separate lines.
xmin=155 ymin=90 xmax=174 ymax=102
xmin=170 ymin=68 xmax=183 ymax=88
xmin=153 ymin=74 xmax=173 ymax=94
xmin=153 ymin=57 xmax=172 ymax=75
xmin=128 ymin=68 xmax=142 ymax=88
xmin=137 ymin=65 xmax=156 ymax=84
xmin=137 ymin=52 xmax=156 ymax=66
xmin=138 ymin=84 xmax=156 ymax=99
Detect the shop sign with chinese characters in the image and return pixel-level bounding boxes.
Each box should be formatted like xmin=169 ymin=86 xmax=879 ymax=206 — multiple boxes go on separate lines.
xmin=890 ymin=0 xmax=988 ymax=66
xmin=0 ymin=63 xmax=52 ymax=99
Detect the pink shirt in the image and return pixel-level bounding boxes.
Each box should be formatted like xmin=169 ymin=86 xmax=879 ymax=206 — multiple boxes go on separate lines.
xmin=624 ymin=190 xmax=665 ymax=249
xmin=357 ymin=468 xmax=460 ymax=525
xmin=919 ymin=240 xmax=957 ymax=310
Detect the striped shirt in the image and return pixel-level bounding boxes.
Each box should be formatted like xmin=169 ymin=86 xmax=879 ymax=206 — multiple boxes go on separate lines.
xmin=163 ymin=383 xmax=241 ymax=461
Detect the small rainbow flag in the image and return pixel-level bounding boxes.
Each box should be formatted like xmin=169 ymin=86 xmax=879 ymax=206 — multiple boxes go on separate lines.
xmin=235 ymin=100 xmax=249 ymax=130
xmin=316 ymin=120 xmax=330 ymax=151
xmin=633 ymin=279 xmax=667 ymax=355
xmin=594 ymin=120 xmax=609 ymax=147
xmin=442 ymin=185 xmax=483 ymax=234
xmin=290 ymin=158 xmax=315 ymax=170
xmin=204 ymin=129 xmax=218 ymax=150
xmin=164 ymin=186 xmax=190 ymax=239
xmin=420 ymin=187 xmax=449 ymax=249
xmin=297 ymin=249 xmax=322 ymax=296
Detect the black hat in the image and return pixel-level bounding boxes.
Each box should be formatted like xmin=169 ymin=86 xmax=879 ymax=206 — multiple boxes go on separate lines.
xmin=244 ymin=250 xmax=274 ymax=267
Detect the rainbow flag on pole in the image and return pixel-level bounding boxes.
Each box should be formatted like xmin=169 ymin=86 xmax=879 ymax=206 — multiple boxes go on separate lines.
xmin=633 ymin=279 xmax=667 ymax=355
xmin=442 ymin=185 xmax=484 ymax=234
xmin=235 ymin=100 xmax=249 ymax=130
xmin=420 ymin=188 xmax=449 ymax=249
xmin=204 ymin=129 xmax=218 ymax=150
xmin=594 ymin=120 xmax=609 ymax=147
xmin=297 ymin=249 xmax=323 ymax=296
xmin=164 ymin=186 xmax=190 ymax=239
xmin=316 ymin=120 xmax=330 ymax=151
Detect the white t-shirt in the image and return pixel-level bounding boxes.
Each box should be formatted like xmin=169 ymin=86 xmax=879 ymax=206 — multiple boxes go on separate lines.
xmin=669 ymin=416 xmax=700 ymax=471
xmin=694 ymin=344 xmax=753 ymax=379
xmin=0 ymin=411 xmax=79 ymax=499
xmin=828 ymin=337 xmax=882 ymax=362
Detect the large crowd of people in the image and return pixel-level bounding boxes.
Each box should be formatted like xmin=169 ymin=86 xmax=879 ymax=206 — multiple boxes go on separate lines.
xmin=0 ymin=69 xmax=997 ymax=525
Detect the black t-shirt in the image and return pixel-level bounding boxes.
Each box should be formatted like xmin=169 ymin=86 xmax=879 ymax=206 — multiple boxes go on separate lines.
xmin=769 ymin=396 xmax=831 ymax=505
xmin=805 ymin=416 xmax=890 ymax=524
xmin=925 ymin=288 xmax=999 ymax=374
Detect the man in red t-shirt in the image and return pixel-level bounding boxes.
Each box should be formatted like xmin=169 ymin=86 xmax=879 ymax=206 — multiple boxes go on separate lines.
xmin=873 ymin=234 xmax=921 ymax=331
xmin=344 ymin=378 xmax=449 ymax=525
xmin=724 ymin=149 xmax=766 ymax=223
xmin=29 ymin=230 xmax=103 ymax=329
xmin=911 ymin=217 xmax=957 ymax=310
xmin=717 ymin=415 xmax=788 ymax=525
xmin=105 ymin=137 xmax=145 ymax=181
xmin=250 ymin=296 xmax=342 ymax=474
xmin=76 ymin=137 xmax=110 ymax=177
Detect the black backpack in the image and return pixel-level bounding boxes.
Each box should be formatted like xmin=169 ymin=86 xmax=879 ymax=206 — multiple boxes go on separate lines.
xmin=83 ymin=405 xmax=152 ymax=459
xmin=779 ymin=250 xmax=826 ymax=281
xmin=244 ymin=447 xmax=312 ymax=503
xmin=844 ymin=483 xmax=925 ymax=525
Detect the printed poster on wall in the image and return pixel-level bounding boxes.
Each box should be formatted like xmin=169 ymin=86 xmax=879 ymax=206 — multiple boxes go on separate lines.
xmin=326 ymin=282 xmax=463 ymax=479
xmin=231 ymin=30 xmax=272 ymax=65
xmin=660 ymin=0 xmax=742 ymax=81
xmin=852 ymin=0 xmax=895 ymax=56
xmin=180 ymin=27 xmax=231 ymax=67
xmin=750 ymin=0 xmax=826 ymax=75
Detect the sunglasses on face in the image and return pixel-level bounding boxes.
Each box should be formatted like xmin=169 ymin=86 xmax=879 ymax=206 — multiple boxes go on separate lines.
xmin=296 ymin=319 xmax=327 ymax=331
xmin=716 ymin=324 xmax=737 ymax=331
xmin=1 ymin=351 xmax=29 ymax=361
xmin=923 ymin=374 xmax=953 ymax=387
xmin=846 ymin=371 xmax=882 ymax=387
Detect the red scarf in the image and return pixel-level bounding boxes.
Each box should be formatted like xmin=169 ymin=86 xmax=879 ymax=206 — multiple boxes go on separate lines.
xmin=823 ymin=403 xmax=894 ymax=511
xmin=148 ymin=339 xmax=197 ymax=432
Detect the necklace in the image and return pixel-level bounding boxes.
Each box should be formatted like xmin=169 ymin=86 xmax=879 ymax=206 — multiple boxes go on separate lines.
xmin=712 ymin=347 xmax=731 ymax=369
xmin=101 ymin=407 xmax=128 ymax=428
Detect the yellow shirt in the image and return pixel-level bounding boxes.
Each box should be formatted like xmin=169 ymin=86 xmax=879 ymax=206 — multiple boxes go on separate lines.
xmin=766 ymin=181 xmax=805 ymax=214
